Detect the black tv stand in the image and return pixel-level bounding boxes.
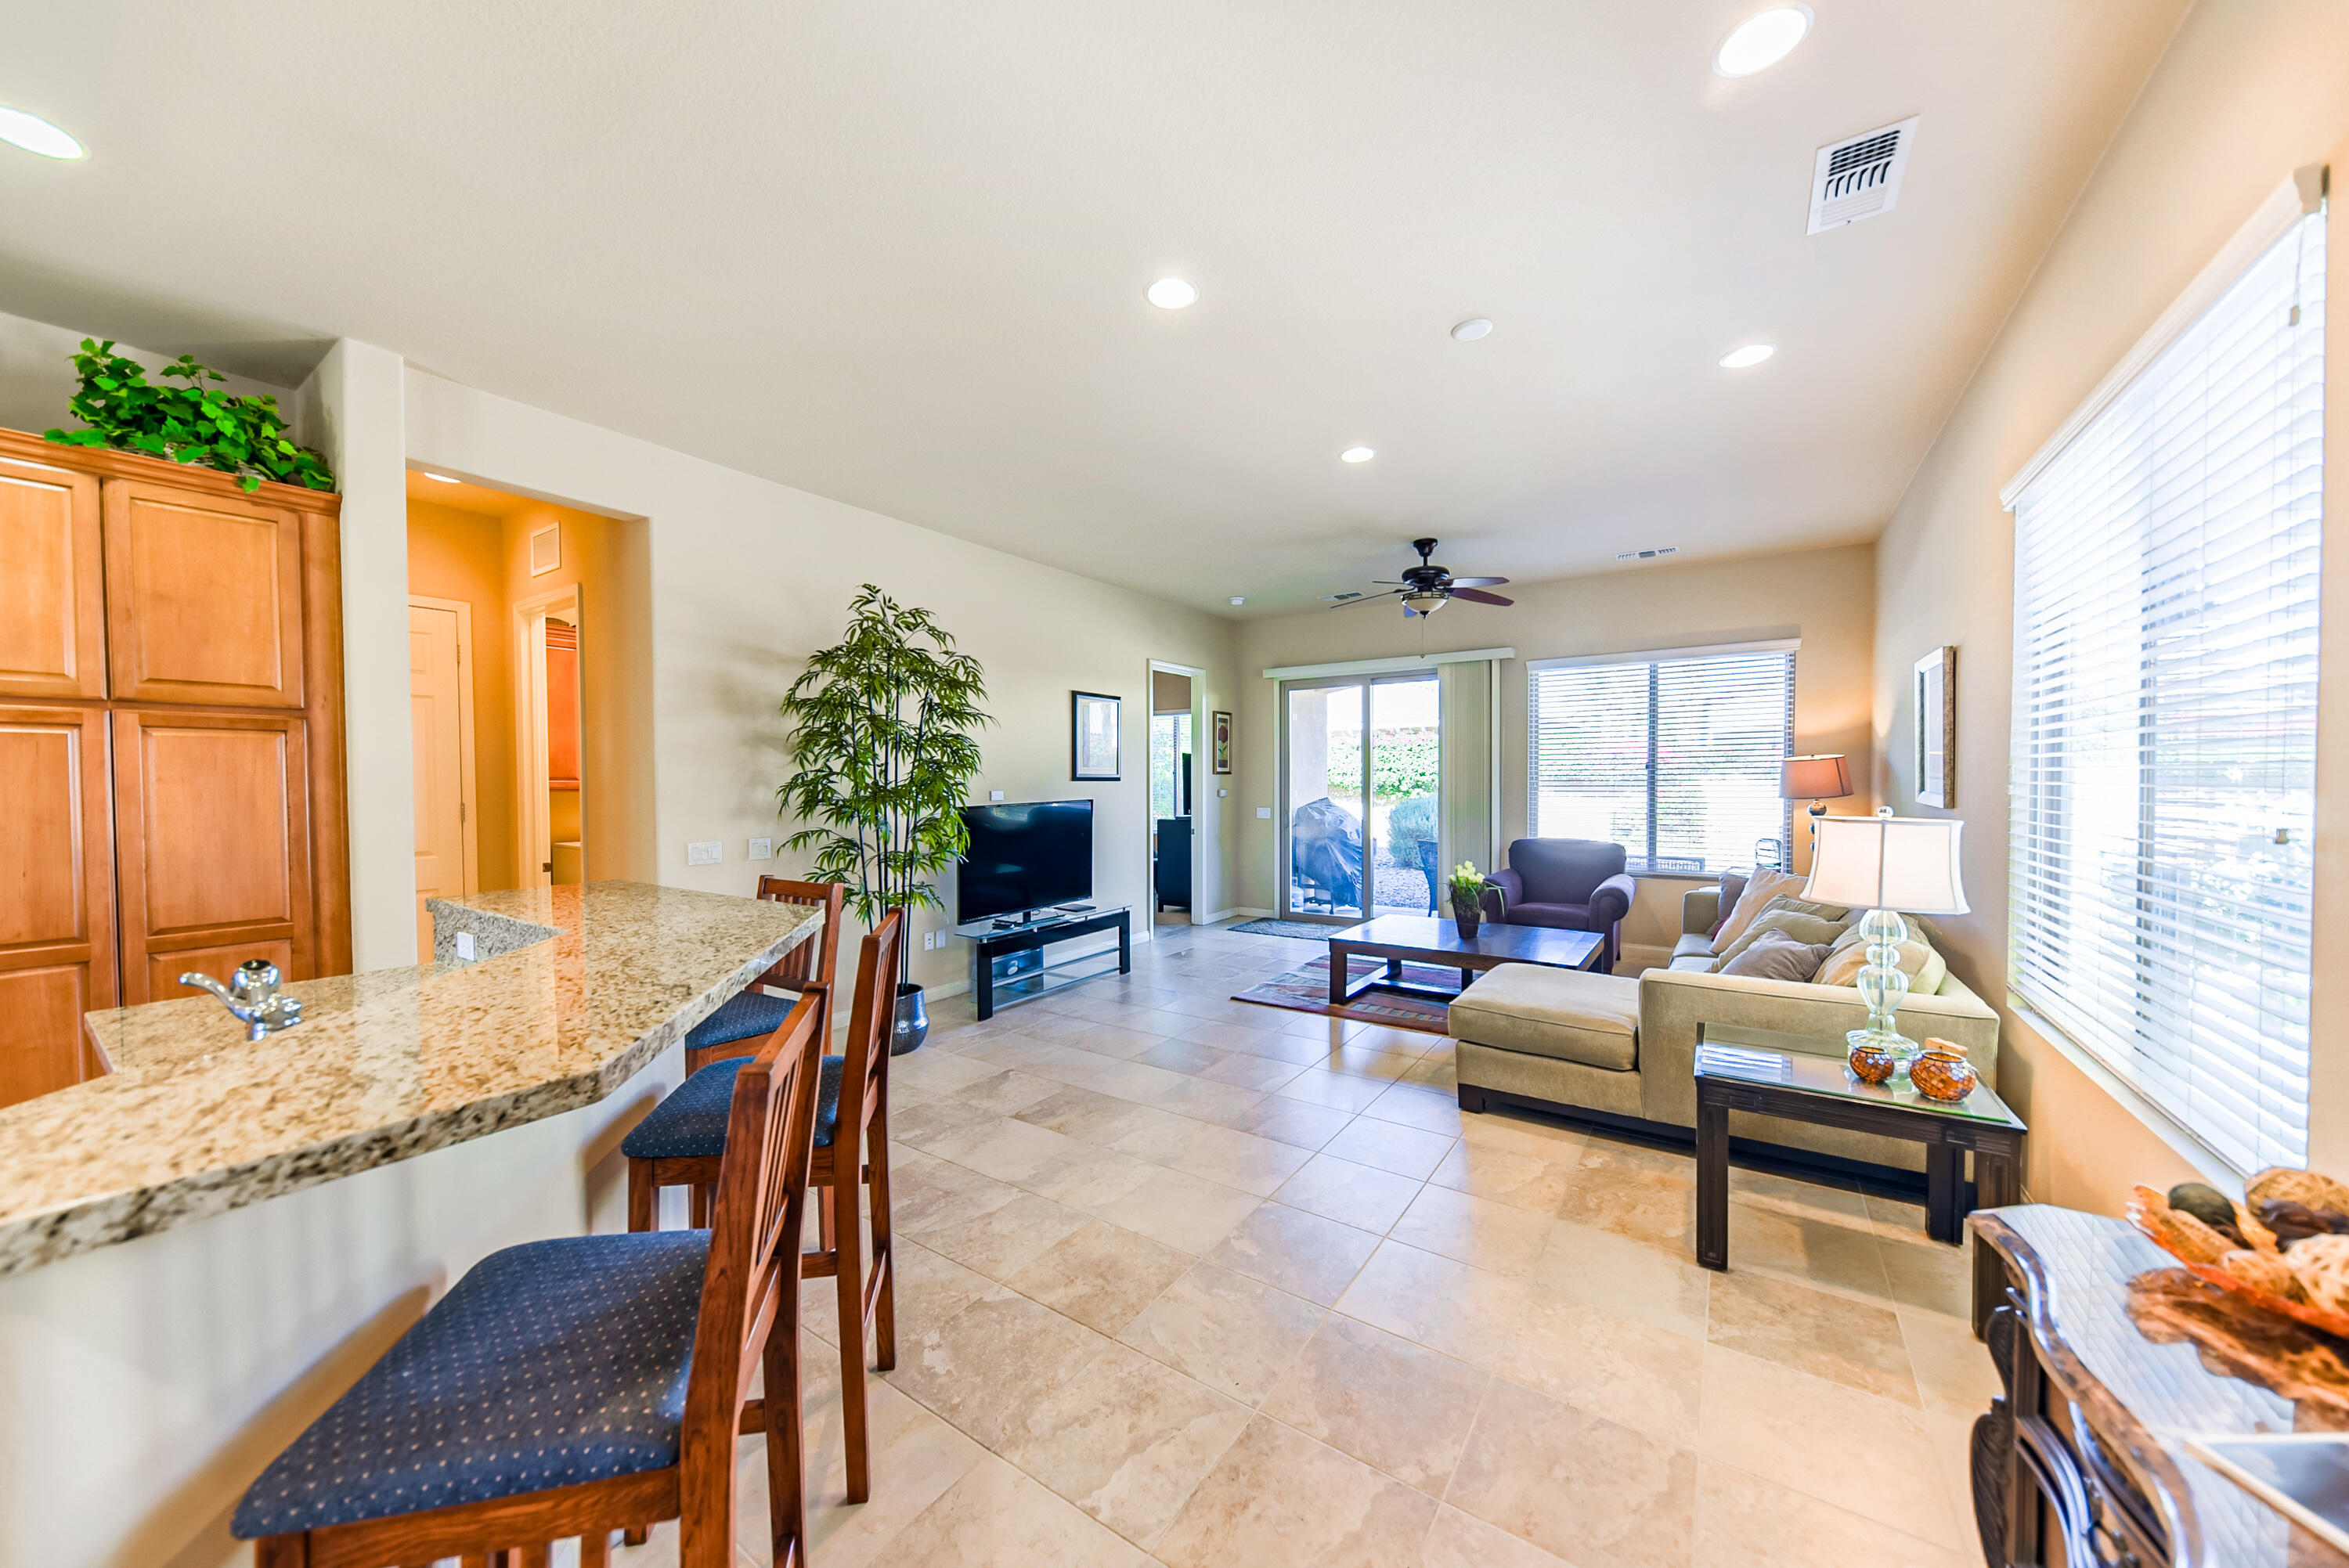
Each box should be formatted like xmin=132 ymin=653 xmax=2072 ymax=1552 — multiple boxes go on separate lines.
xmin=960 ymin=906 xmax=1131 ymax=1020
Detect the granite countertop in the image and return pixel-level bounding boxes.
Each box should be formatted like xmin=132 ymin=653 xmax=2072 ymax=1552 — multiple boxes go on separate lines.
xmin=0 ymin=881 xmax=821 ymax=1278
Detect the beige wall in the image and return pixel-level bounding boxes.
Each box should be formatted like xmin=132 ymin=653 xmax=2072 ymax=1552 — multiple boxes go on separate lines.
xmin=407 ymin=501 xmax=519 ymax=889
xmin=1872 ymin=0 xmax=2349 ymax=1210
xmin=1232 ymin=543 xmax=1877 ymax=919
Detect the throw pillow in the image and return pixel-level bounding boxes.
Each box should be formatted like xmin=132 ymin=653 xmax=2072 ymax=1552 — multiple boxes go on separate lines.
xmin=1813 ymin=938 xmax=1947 ymax=995
xmin=1711 ymin=905 xmax=1853 ymax=970
xmin=1719 ymin=928 xmax=1835 ymax=982
xmin=1711 ymin=867 xmax=1805 ymax=953
xmin=1708 ymin=870 xmax=1748 ymax=940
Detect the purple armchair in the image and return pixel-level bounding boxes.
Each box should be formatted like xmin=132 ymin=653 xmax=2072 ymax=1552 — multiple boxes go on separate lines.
xmin=1479 ymin=838 xmax=1638 ymax=972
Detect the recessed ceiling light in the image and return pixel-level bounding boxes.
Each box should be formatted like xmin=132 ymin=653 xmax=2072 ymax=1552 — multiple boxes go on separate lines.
xmin=1451 ymin=318 xmax=1493 ymax=341
xmin=1713 ymin=5 xmax=1813 ymax=77
xmin=0 ymin=106 xmax=85 ymax=160
xmin=1718 ymin=344 xmax=1776 ymax=369
xmin=1230 ymin=596 xmax=1247 ymax=606
xmin=423 ymin=472 xmax=461 ymax=483
xmin=1340 ymin=445 xmax=1377 ymax=463
xmin=1147 ymin=277 xmax=1199 ymax=309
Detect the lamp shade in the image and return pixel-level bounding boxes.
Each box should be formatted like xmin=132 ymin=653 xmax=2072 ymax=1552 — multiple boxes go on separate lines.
xmin=1780 ymin=754 xmax=1853 ymax=800
xmin=1802 ymin=811 xmax=1968 ymax=914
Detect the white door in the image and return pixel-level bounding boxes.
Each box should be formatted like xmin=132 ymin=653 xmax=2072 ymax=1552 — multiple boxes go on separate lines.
xmin=410 ymin=601 xmax=474 ymax=954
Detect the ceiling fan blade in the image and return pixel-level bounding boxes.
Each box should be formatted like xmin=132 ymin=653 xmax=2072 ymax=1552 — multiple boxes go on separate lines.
xmin=1370 ymin=580 xmax=1409 ymax=586
xmin=1328 ymin=589 xmax=1405 ymax=610
xmin=1450 ymin=587 xmax=1514 ymax=607
xmin=1445 ymin=576 xmax=1510 ymax=587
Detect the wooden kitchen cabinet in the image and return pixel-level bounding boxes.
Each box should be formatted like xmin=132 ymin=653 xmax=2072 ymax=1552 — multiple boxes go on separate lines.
xmin=0 ymin=429 xmax=348 ymax=1105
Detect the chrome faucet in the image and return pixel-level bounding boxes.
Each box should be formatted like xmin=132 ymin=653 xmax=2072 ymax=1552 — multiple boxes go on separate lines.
xmin=179 ymin=959 xmax=305 ymax=1041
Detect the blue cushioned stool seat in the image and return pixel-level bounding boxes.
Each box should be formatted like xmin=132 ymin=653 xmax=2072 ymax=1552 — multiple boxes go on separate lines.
xmin=685 ymin=989 xmax=799 ymax=1052
xmin=622 ymin=1054 xmax=843 ymax=1162
xmin=232 ymin=1231 xmax=709 ymax=1539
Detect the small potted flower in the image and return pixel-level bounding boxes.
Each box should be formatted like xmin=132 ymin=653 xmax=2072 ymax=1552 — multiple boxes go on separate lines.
xmin=1448 ymin=862 xmax=1487 ymax=940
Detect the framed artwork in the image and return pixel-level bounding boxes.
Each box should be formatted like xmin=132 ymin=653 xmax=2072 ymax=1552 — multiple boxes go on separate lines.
xmin=1914 ymin=645 xmax=1956 ymax=808
xmin=1072 ymin=690 xmax=1120 ymax=780
xmin=1211 ymin=709 xmax=1233 ymax=774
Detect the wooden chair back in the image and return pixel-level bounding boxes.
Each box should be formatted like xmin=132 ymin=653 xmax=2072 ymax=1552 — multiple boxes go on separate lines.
xmin=679 ymin=989 xmax=824 ymax=1568
xmin=832 ymin=909 xmax=904 ymax=1177
xmin=753 ymin=878 xmax=846 ymax=995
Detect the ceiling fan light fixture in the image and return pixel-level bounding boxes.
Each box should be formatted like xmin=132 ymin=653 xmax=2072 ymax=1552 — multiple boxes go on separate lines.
xmin=1713 ymin=5 xmax=1813 ymax=77
xmin=1147 ymin=276 xmax=1199 ymax=309
xmin=1402 ymin=590 xmax=1448 ymax=615
xmin=1340 ymin=445 xmax=1377 ymax=463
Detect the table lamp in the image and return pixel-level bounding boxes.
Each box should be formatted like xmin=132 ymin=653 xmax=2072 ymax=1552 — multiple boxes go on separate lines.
xmin=1780 ymin=755 xmax=1853 ymax=851
xmin=1801 ymin=808 xmax=1967 ymax=1070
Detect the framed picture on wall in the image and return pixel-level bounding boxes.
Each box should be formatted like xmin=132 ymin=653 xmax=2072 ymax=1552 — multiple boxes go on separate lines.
xmin=1211 ymin=709 xmax=1232 ymax=774
xmin=1072 ymin=690 xmax=1120 ymax=780
xmin=1915 ymin=645 xmax=1956 ymax=808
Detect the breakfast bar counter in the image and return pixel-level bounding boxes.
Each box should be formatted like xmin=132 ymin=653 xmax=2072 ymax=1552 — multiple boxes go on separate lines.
xmin=0 ymin=881 xmax=821 ymax=1566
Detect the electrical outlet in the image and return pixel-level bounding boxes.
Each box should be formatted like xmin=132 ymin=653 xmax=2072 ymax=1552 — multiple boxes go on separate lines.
xmin=687 ymin=840 xmax=722 ymax=866
xmin=922 ymin=930 xmax=936 ymax=950
xmin=748 ymin=837 xmax=774 ymax=860
xmin=989 ymin=789 xmax=1005 ymax=802
xmin=455 ymin=931 xmax=476 ymax=961
xmin=1257 ymin=806 xmax=1272 ymax=819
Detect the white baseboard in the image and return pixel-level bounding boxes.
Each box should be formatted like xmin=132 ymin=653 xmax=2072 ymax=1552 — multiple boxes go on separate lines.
xmin=1225 ymin=907 xmax=1276 ymax=921
xmin=1195 ymin=907 xmax=1240 ymax=923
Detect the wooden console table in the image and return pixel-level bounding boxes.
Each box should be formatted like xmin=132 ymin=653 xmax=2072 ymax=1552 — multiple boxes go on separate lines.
xmin=1970 ymin=1204 xmax=2349 ymax=1568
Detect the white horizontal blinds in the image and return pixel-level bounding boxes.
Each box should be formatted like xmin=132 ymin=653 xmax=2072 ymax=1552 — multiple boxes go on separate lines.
xmin=2010 ymin=206 xmax=2324 ymax=1174
xmin=1530 ymin=651 xmax=1793 ymax=872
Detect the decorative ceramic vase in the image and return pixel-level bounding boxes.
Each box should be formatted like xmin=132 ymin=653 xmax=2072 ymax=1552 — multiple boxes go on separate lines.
xmin=1910 ymin=1038 xmax=1979 ymax=1102
xmin=892 ymin=982 xmax=929 ymax=1055
xmin=1450 ymin=892 xmax=1480 ymax=941
xmin=1847 ymin=1042 xmax=1896 ymax=1085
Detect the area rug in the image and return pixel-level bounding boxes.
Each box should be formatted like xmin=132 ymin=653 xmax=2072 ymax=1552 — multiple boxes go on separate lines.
xmin=1226 ymin=918 xmax=1344 ymax=939
xmin=1232 ymin=957 xmax=1460 ymax=1033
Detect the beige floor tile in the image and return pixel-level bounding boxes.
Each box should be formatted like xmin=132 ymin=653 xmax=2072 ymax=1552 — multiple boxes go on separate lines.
xmin=1138 ymin=1037 xmax=1234 ymax=1075
xmin=1237 ymin=1095 xmax=1357 ymax=1149
xmin=1274 ymin=1068 xmax=1395 ymax=1113
xmin=1348 ymin=1023 xmax=1440 ymax=1056
xmin=1416 ymin=1502 xmax=1571 ymax=1568
xmin=1015 ymin=1083 xmax=1168 ymax=1144
xmin=1156 ymin=1414 xmax=1441 ymax=1568
xmin=1007 ymin=1219 xmax=1196 ymax=1335
xmin=995 ymin=1340 xmax=1254 ymax=1549
xmin=1118 ymin=1261 xmax=1326 ymax=1403
xmin=1206 ymin=1202 xmax=1381 ymax=1305
xmin=1429 ymin=1138 xmax=1577 ymax=1215
xmin=886 ymin=1286 xmax=1111 ymax=1447
xmin=1879 ymin=1231 xmax=1979 ymax=1321
xmin=1720 ymin=1195 xmax=1893 ymax=1300
xmin=1864 ymin=1191 xmax=1935 ymax=1242
xmin=863 ymin=1237 xmax=993 ymax=1346
xmin=889 ymin=1094 xmax=1005 ymax=1148
xmin=1555 ymin=1138 xmax=1697 ymax=1253
xmin=1092 ymin=1168 xmax=1263 ymax=1255
xmin=778 ymin=1372 xmax=989 ymax=1568
xmin=894 ymin=1048 xmax=1019 ymax=1096
xmin=1528 ymin=1220 xmax=1712 ymax=1340
xmin=1900 ymin=1306 xmax=2003 ymax=1418
xmin=1707 ymin=1269 xmax=1919 ymax=1404
xmin=891 ymin=1152 xmax=1024 ymax=1235
xmin=918 ymin=1112 xmax=1089 ymax=1189
xmin=1262 ymin=1312 xmax=1491 ymax=1494
xmin=1695 ymin=1344 xmax=1958 ymax=1541
xmin=1317 ymin=1044 xmax=1424 ymax=1082
xmin=1146 ymin=1074 xmax=1273 ymax=1130
xmin=1401 ymin=1056 xmax=1457 ymax=1089
xmin=1207 ymin=1023 xmax=1338 ymax=1065
xmin=1502 ymin=1295 xmax=1705 ymax=1445
xmin=1112 ymin=1115 xmax=1312 ymax=1197
xmin=1153 ymin=995 xmax=1272 ymax=1026
xmin=1193 ymin=1051 xmax=1311 ymax=1092
xmin=1070 ymin=1021 xmax=1182 ymax=1060
xmin=1020 ymin=1142 xmax=1166 ymax=1214
xmin=962 ymin=1036 xmax=1118 ymax=1087
xmin=1360 ymin=1081 xmax=1467 ymax=1137
xmin=1274 ymin=1152 xmax=1425 ymax=1233
xmin=1457 ymin=1107 xmax=1587 ymax=1159
xmin=1322 ymin=1117 xmax=1456 ymax=1181
xmin=951 ymin=1068 xmax=1072 ymax=1116
xmin=1334 ymin=1242 xmax=1528 ymax=1372
xmin=879 ymin=1452 xmax=1152 ymax=1567
xmin=1391 ymin=1184 xmax=1554 ymax=1277
xmin=1447 ymin=1379 xmax=1697 ymax=1568
xmin=1692 ymin=1457 xmax=1966 ymax=1567
xmin=1088 ymin=1058 xmax=1200 ymax=1105
xmin=905 ymin=1189 xmax=1092 ymax=1281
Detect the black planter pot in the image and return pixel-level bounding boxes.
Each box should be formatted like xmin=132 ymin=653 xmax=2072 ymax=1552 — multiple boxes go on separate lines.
xmin=892 ymin=982 xmax=930 ymax=1055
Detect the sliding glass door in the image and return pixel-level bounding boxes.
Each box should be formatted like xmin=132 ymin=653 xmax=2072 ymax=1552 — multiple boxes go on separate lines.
xmin=1281 ymin=674 xmax=1440 ymax=922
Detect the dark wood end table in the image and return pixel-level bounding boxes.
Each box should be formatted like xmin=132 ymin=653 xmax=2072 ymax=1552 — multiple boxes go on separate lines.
xmin=1693 ymin=1034 xmax=2026 ymax=1337
xmin=1325 ymin=915 xmax=1604 ymax=1007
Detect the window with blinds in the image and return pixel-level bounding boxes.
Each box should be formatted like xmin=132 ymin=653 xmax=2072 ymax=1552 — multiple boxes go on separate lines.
xmin=2009 ymin=200 xmax=2324 ymax=1175
xmin=1528 ymin=648 xmax=1795 ymax=873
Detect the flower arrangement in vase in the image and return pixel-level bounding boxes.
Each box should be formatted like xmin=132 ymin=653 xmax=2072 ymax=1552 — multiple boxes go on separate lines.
xmin=1448 ymin=863 xmax=1486 ymax=940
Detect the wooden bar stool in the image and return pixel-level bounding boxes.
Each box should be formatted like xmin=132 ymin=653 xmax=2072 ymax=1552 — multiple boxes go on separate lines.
xmin=684 ymin=878 xmax=846 ymax=1076
xmin=235 ymin=989 xmax=828 ymax=1568
xmin=626 ymin=909 xmax=903 ymax=1505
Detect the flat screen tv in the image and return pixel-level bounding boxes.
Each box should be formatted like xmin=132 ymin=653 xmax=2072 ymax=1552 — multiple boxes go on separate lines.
xmin=958 ymin=799 xmax=1094 ymax=922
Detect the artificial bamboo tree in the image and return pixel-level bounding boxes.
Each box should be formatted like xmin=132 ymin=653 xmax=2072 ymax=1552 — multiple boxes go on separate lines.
xmin=777 ymin=585 xmax=990 ymax=984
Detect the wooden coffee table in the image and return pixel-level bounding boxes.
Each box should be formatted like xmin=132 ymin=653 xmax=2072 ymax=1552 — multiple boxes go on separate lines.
xmin=1325 ymin=915 xmax=1604 ymax=1006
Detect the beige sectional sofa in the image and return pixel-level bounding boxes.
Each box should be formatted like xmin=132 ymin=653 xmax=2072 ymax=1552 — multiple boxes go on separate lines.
xmin=1449 ymin=883 xmax=1999 ymax=1174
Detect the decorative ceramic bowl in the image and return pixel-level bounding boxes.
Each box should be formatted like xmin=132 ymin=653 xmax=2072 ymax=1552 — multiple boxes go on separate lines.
xmin=1847 ymin=1043 xmax=1896 ymax=1085
xmin=1910 ymin=1039 xmax=1979 ymax=1102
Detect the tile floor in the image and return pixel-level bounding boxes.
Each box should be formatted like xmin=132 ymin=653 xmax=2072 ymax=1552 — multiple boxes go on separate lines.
xmin=622 ymin=921 xmax=1998 ymax=1568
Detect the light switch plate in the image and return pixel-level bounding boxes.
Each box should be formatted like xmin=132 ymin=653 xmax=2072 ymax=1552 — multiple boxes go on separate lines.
xmin=989 ymin=789 xmax=1005 ymax=801
xmin=1257 ymin=806 xmax=1272 ymax=819
xmin=748 ymin=837 xmax=774 ymax=860
xmin=455 ymin=932 xmax=476 ymax=960
xmin=687 ymin=840 xmax=722 ymax=866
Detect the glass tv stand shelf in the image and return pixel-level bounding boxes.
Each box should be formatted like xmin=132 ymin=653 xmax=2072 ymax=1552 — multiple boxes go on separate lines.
xmin=954 ymin=906 xmax=1131 ymax=1020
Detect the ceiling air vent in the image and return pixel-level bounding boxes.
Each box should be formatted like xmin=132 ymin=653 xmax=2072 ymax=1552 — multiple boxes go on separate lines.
xmin=1807 ymin=116 xmax=1918 ymax=234
xmin=1615 ymin=546 xmax=1679 ymax=562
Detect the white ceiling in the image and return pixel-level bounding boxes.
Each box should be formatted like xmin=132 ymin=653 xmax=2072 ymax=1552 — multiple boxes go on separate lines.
xmin=2 ymin=2 xmax=2186 ymax=614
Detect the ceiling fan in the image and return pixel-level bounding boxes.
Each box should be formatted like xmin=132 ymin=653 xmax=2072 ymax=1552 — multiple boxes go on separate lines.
xmin=1328 ymin=537 xmax=1513 ymax=616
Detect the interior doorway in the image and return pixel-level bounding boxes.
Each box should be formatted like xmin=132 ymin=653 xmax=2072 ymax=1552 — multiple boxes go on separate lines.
xmin=409 ymin=596 xmax=479 ymax=953
xmin=519 ymin=589 xmax=585 ymax=887
xmin=1147 ymin=661 xmax=1204 ymax=927
xmin=1280 ymin=672 xmax=1441 ymax=922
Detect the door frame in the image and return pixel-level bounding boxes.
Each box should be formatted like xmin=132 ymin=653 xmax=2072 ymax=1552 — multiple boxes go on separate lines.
xmin=1146 ymin=659 xmax=1207 ymax=929
xmin=1276 ymin=670 xmax=1443 ymax=925
xmin=515 ymin=585 xmax=582 ymax=889
xmin=409 ymin=594 xmax=481 ymax=896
